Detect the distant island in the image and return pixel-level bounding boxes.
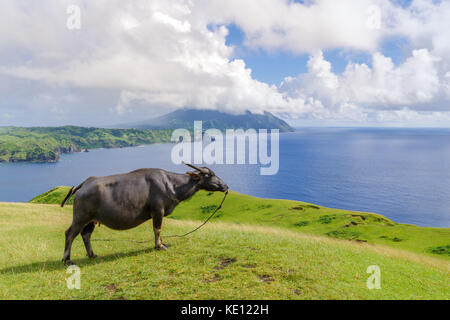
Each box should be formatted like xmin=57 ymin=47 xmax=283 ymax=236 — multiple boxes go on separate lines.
xmin=0 ymin=109 xmax=293 ymax=163
xmin=120 ymin=109 xmax=294 ymax=132
xmin=0 ymin=126 xmax=172 ymax=163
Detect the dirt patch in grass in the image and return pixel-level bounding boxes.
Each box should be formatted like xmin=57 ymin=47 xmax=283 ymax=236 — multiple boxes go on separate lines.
xmin=205 ymin=274 xmax=222 ymax=283
xmin=241 ymin=263 xmax=257 ymax=269
xmin=344 ymin=221 xmax=359 ymax=228
xmin=291 ymin=204 xmax=320 ymax=211
xmin=214 ymin=257 xmax=237 ymax=270
xmin=326 ymin=229 xmax=361 ymax=240
xmin=379 ymin=235 xmax=403 ymax=242
xmin=105 ymin=284 xmax=119 ymax=295
xmin=258 ymin=274 xmax=274 ymax=283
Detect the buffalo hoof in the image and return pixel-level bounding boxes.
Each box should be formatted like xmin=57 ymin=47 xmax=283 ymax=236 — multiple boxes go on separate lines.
xmin=63 ymin=259 xmax=75 ymax=266
xmin=88 ymin=254 xmax=98 ymax=259
xmin=155 ymin=244 xmax=168 ymax=251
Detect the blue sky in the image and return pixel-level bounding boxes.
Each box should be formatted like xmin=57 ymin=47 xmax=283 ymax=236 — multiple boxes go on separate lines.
xmin=225 ymin=23 xmax=309 ymax=85
xmin=225 ymin=23 xmax=409 ymax=86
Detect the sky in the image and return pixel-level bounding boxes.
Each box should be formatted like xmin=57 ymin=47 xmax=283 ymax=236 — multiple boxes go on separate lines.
xmin=1 ymin=0 xmax=450 ymax=127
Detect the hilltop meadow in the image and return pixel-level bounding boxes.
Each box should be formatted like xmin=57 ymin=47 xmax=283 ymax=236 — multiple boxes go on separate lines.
xmin=0 ymin=187 xmax=447 ymax=299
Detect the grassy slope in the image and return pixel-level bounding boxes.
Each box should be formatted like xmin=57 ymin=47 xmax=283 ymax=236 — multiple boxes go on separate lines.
xmin=0 ymin=202 xmax=448 ymax=299
xmin=0 ymin=126 xmax=172 ymax=162
xmin=30 ymin=187 xmax=76 ymax=205
xmin=31 ymin=187 xmax=450 ymax=258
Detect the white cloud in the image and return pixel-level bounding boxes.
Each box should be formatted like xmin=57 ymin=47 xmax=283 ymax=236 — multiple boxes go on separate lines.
xmin=280 ymin=48 xmax=448 ymax=122
xmin=0 ymin=0 xmax=450 ymax=126
xmin=0 ymin=0 xmax=323 ymax=122
xmin=196 ymin=0 xmax=386 ymax=53
xmin=343 ymin=49 xmax=441 ymax=107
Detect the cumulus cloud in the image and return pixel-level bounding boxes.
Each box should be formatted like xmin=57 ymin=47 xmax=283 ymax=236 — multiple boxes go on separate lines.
xmin=0 ymin=0 xmax=322 ymax=123
xmin=196 ymin=0 xmax=385 ymax=53
xmin=280 ymin=48 xmax=448 ymax=122
xmin=0 ymin=0 xmax=450 ymax=126
xmin=282 ymin=48 xmax=442 ymax=107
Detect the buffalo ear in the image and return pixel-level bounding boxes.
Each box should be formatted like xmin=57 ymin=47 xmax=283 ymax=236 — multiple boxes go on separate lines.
xmin=186 ymin=171 xmax=201 ymax=180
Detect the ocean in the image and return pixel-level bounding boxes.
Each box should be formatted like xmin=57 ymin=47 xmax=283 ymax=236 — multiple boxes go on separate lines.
xmin=0 ymin=127 xmax=449 ymax=227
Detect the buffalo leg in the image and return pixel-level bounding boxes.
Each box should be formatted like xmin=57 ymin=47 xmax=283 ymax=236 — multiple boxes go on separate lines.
xmin=62 ymin=222 xmax=84 ymax=265
xmin=153 ymin=212 xmax=167 ymax=250
xmin=81 ymin=222 xmax=97 ymax=259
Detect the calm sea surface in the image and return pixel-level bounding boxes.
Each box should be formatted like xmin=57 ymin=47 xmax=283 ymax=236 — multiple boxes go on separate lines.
xmin=1 ymin=128 xmax=449 ymax=228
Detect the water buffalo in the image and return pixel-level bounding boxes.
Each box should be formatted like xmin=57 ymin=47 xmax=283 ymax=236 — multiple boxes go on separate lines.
xmin=60 ymin=163 xmax=228 ymax=265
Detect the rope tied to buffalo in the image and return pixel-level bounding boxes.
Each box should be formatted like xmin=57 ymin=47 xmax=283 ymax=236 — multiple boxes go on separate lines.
xmin=92 ymin=190 xmax=228 ymax=243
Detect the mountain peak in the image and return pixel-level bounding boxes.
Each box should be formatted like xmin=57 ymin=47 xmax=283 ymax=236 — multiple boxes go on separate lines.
xmin=121 ymin=109 xmax=294 ymax=132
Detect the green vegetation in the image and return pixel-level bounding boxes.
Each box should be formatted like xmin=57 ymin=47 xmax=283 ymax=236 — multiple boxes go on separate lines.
xmin=30 ymin=186 xmax=75 ymax=205
xmin=427 ymin=245 xmax=450 ymax=256
xmin=31 ymin=187 xmax=450 ymax=259
xmin=0 ymin=201 xmax=448 ymax=299
xmin=0 ymin=109 xmax=293 ymax=163
xmin=0 ymin=126 xmax=172 ymax=163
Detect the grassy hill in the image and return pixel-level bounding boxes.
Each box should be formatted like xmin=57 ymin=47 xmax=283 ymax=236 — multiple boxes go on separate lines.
xmin=0 ymin=126 xmax=172 ymax=163
xmin=0 ymin=201 xmax=449 ymax=299
xmin=31 ymin=187 xmax=450 ymax=258
xmin=121 ymin=109 xmax=294 ymax=132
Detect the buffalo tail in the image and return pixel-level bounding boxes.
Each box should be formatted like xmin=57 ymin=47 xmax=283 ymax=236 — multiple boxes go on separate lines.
xmin=60 ymin=183 xmax=83 ymax=207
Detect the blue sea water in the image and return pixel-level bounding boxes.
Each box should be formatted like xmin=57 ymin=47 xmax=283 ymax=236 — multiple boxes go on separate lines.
xmin=0 ymin=128 xmax=449 ymax=228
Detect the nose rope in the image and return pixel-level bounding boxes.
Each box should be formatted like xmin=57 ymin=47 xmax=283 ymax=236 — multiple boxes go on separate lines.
xmin=164 ymin=190 xmax=228 ymax=239
xmin=92 ymin=190 xmax=228 ymax=243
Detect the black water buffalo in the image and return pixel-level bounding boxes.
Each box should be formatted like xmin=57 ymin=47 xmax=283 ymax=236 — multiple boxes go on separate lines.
xmin=60 ymin=163 xmax=228 ymax=265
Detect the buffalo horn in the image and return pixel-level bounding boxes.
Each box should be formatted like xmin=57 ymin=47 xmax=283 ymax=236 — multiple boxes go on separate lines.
xmin=183 ymin=162 xmax=208 ymax=174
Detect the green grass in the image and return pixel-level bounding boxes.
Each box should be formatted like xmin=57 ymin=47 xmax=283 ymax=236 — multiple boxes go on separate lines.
xmin=30 ymin=187 xmax=450 ymax=259
xmin=0 ymin=126 xmax=172 ymax=162
xmin=30 ymin=187 xmax=75 ymax=205
xmin=0 ymin=202 xmax=449 ymax=299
